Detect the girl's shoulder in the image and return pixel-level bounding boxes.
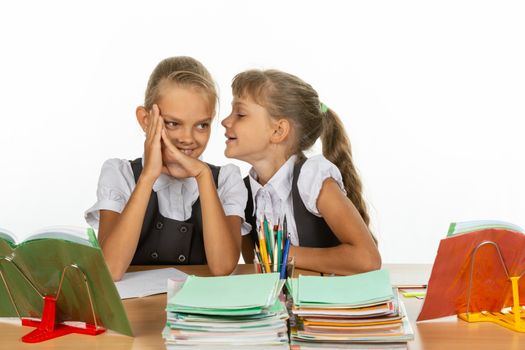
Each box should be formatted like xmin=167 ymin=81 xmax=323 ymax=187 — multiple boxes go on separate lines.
xmin=213 ymin=163 xmax=248 ymax=208
xmin=213 ymin=163 xmax=245 ymax=187
xmin=97 ymin=158 xmax=136 ymax=187
xmin=100 ymin=158 xmax=134 ymax=174
xmin=212 ymin=163 xmax=242 ymax=177
xmin=300 ymin=154 xmax=341 ymax=178
xmin=297 ymin=155 xmax=345 ymax=215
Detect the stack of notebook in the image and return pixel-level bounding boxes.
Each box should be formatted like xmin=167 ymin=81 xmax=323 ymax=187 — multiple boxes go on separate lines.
xmin=163 ymin=272 xmax=289 ymax=348
xmin=286 ymin=269 xmax=414 ymax=348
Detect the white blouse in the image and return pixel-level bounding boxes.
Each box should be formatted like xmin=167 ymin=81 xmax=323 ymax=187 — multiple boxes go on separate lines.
xmin=245 ymin=154 xmax=345 ymax=245
xmin=85 ymin=158 xmax=250 ymax=235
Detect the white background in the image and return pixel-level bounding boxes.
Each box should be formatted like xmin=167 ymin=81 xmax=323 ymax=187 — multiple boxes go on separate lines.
xmin=1 ymin=1 xmax=524 ymax=263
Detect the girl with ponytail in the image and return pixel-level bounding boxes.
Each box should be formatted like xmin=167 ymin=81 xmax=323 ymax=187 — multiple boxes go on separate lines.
xmin=222 ymin=69 xmax=380 ymax=275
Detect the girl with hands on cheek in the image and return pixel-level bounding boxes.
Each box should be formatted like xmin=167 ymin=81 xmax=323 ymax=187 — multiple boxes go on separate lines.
xmin=85 ymin=57 xmax=248 ymax=281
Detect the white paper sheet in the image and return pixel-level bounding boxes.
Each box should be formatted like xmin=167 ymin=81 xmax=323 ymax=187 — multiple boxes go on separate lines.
xmin=115 ymin=268 xmax=188 ymax=299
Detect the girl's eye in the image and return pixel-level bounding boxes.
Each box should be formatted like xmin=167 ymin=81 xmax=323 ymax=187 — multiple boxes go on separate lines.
xmin=164 ymin=121 xmax=179 ymax=130
xmin=196 ymin=122 xmax=210 ymax=130
xmin=237 ymin=113 xmax=247 ymax=118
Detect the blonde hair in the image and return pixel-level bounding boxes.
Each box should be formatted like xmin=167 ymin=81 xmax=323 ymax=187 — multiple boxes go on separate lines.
xmin=232 ymin=69 xmax=372 ymax=231
xmin=144 ymin=56 xmax=217 ymax=116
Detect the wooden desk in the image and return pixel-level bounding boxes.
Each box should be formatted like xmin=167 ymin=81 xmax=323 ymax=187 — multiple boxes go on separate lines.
xmin=1 ymin=264 xmax=524 ymax=349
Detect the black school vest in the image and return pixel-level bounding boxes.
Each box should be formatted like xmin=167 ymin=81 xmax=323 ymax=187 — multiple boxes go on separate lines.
xmin=244 ymin=157 xmax=341 ymax=248
xmin=129 ymin=158 xmax=220 ymax=265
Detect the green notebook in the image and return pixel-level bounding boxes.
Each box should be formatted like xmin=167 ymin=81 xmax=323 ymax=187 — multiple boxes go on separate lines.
xmin=167 ymin=298 xmax=287 ymax=323
xmin=0 ymin=226 xmax=132 ymax=336
xmin=169 ymin=273 xmax=281 ymax=315
xmin=447 ymin=220 xmax=524 ymax=237
xmin=288 ymin=269 xmax=393 ymax=307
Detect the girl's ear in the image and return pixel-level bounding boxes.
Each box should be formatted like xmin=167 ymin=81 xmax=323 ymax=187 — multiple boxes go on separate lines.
xmin=270 ymin=118 xmax=291 ymax=144
xmin=136 ymin=106 xmax=149 ymax=131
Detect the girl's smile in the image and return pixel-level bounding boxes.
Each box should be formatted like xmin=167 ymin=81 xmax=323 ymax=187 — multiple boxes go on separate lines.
xmin=224 ymin=132 xmax=237 ymax=144
xmin=155 ymin=85 xmax=213 ymax=160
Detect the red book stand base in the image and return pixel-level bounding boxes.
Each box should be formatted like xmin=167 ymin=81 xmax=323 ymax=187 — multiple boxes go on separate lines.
xmin=20 ymin=296 xmax=105 ymax=343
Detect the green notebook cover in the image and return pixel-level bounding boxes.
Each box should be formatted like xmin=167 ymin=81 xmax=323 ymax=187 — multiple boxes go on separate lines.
xmin=446 ymin=220 xmax=524 ymax=237
xmin=0 ymin=226 xmax=133 ymax=336
xmin=169 ymin=273 xmax=281 ymax=312
xmin=289 ymin=269 xmax=393 ymax=307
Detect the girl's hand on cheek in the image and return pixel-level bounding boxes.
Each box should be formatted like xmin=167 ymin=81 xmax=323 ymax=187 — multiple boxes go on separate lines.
xmin=142 ymin=104 xmax=163 ymax=181
xmin=161 ymin=128 xmax=207 ymax=179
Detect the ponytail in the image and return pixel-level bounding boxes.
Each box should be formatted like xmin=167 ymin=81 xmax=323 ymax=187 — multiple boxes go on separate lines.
xmin=321 ymin=108 xmax=376 ymax=243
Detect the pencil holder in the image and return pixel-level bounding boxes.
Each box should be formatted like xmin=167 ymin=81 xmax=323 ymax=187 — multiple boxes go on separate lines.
xmin=253 ymin=256 xmax=295 ymax=279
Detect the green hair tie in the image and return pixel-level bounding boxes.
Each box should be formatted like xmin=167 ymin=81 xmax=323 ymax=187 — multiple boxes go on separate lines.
xmin=320 ymin=102 xmax=328 ymax=114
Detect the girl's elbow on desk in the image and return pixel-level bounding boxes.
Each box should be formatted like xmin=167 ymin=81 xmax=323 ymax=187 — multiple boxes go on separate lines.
xmin=208 ymin=259 xmax=237 ymax=276
xmin=338 ymin=243 xmax=382 ymax=275
xmin=100 ymin=247 xmax=128 ymax=281
xmin=208 ymin=265 xmax=235 ymax=277
xmin=361 ymin=249 xmax=382 ymax=273
xmin=102 ymin=252 xmax=128 ymax=281
xmin=108 ymin=265 xmax=126 ymax=282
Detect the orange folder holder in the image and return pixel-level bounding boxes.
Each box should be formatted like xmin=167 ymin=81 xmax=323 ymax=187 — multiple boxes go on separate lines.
xmin=458 ymin=241 xmax=525 ymax=332
xmin=0 ymin=257 xmax=105 ymax=343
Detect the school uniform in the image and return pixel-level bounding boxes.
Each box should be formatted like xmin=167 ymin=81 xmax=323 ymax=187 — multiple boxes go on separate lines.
xmin=244 ymin=154 xmax=344 ymax=248
xmin=85 ymin=157 xmax=249 ymax=265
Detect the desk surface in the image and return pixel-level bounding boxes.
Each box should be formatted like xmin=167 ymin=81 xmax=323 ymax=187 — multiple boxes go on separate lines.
xmin=1 ymin=264 xmax=524 ymax=349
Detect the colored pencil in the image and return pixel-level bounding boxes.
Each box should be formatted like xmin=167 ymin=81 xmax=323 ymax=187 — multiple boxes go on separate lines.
xmin=258 ymin=225 xmax=271 ymax=273
xmin=280 ymin=233 xmax=291 ymax=280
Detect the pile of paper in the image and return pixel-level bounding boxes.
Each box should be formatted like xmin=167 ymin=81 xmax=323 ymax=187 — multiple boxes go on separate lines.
xmin=286 ymin=269 xmax=414 ymax=348
xmin=163 ymin=272 xmax=289 ymax=348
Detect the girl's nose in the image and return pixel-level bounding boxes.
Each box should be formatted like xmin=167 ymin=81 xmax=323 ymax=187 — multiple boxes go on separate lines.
xmin=175 ymin=127 xmax=194 ymax=144
xmin=221 ymin=115 xmax=232 ymax=128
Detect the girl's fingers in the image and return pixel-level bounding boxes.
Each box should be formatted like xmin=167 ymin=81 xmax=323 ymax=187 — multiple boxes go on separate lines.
xmin=145 ymin=115 xmax=152 ymax=141
xmin=152 ymin=105 xmax=161 ymax=137
xmin=161 ymin=129 xmax=187 ymax=168
xmin=160 ymin=128 xmax=169 ymax=144
xmin=152 ymin=104 xmax=160 ymax=118
xmin=145 ymin=111 xmax=155 ymax=143
xmin=153 ymin=112 xmax=163 ymax=142
xmin=161 ymin=129 xmax=177 ymax=152
xmin=146 ymin=105 xmax=161 ymax=143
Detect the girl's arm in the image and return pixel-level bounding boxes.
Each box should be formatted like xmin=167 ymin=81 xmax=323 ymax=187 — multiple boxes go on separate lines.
xmin=195 ymin=167 xmax=242 ymax=276
xmin=98 ymin=108 xmax=164 ymax=281
xmin=161 ymin=130 xmax=241 ymax=276
xmin=241 ymin=235 xmax=255 ymax=263
xmin=98 ymin=176 xmax=154 ymax=281
xmin=289 ymin=178 xmax=381 ymax=275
